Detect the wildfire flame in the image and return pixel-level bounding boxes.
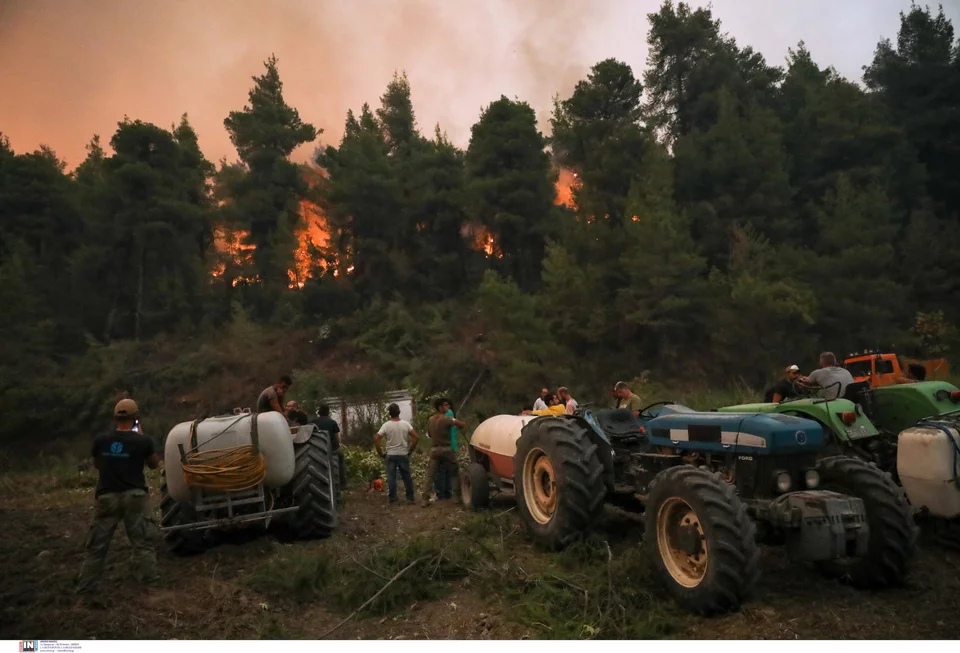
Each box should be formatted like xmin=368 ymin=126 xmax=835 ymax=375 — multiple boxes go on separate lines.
xmin=554 ymin=168 xmax=579 ymax=209
xmin=213 ymin=165 xmax=587 ymax=285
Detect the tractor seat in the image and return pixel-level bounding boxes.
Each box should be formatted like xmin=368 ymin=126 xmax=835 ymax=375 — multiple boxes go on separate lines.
xmin=594 ymin=409 xmax=645 ymax=440
xmin=843 ymin=381 xmax=871 ymax=404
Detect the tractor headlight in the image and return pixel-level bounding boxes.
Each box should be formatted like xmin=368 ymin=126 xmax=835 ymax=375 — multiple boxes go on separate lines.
xmin=805 ymin=469 xmax=820 ymax=489
xmin=775 ymin=471 xmax=792 ymax=493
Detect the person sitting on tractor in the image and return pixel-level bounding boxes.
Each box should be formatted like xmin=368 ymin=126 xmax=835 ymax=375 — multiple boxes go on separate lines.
xmin=614 ymin=381 xmax=644 ymax=417
xmin=522 ymin=393 xmax=566 ymax=416
xmin=257 ymin=375 xmax=292 ymax=415
xmin=765 ymin=365 xmax=801 ymax=403
xmin=532 ymin=387 xmax=550 ymax=412
xmin=894 ymin=363 xmax=927 ymax=384
xmin=285 ymin=400 xmax=310 ymax=427
xmin=799 ymin=352 xmax=854 ymax=400
xmin=558 ymin=386 xmax=578 ymax=415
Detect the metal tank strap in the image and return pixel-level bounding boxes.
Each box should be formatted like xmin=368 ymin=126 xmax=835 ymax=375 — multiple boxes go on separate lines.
xmin=250 ymin=412 xmax=260 ymax=455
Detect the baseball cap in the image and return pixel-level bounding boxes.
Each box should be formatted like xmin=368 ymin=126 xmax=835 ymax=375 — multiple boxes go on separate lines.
xmin=785 ymin=365 xmax=800 ymax=372
xmin=114 ymin=398 xmax=139 ymax=418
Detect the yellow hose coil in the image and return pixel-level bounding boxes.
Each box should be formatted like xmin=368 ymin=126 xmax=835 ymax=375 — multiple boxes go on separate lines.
xmin=181 ymin=445 xmax=267 ymax=492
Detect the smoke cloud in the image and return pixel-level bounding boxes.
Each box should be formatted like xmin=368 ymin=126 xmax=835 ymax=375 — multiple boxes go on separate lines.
xmin=1 ymin=0 xmax=953 ymax=167
xmin=0 ymin=0 xmax=603 ymax=167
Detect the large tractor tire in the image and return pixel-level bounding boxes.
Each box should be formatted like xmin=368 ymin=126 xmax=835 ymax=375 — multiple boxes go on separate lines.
xmin=290 ymin=428 xmax=340 ymax=539
xmin=158 ymin=480 xmax=206 ymax=555
xmin=644 ymin=465 xmax=759 ymax=615
xmin=815 ymin=455 xmax=917 ymax=587
xmin=513 ymin=416 xmax=605 ymax=550
xmin=462 ymin=462 xmax=490 ymax=511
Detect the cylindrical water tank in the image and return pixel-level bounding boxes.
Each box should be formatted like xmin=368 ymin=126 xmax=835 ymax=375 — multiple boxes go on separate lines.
xmin=164 ymin=412 xmax=296 ymax=502
xmin=897 ymin=423 xmax=960 ymax=518
xmin=469 ymin=415 xmax=537 ymax=478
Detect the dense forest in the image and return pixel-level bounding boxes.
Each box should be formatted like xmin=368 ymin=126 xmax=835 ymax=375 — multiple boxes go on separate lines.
xmin=2 ymin=1 xmax=959 ymax=447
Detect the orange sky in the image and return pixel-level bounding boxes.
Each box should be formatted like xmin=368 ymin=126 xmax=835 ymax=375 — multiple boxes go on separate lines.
xmin=2 ymin=0 xmax=945 ymax=169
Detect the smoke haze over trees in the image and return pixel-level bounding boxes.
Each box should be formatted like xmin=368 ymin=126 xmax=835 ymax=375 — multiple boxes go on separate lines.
xmin=1 ymin=1 xmax=959 ymax=445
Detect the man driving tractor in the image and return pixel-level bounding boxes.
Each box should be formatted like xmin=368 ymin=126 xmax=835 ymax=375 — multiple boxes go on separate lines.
xmin=799 ymin=352 xmax=854 ymax=400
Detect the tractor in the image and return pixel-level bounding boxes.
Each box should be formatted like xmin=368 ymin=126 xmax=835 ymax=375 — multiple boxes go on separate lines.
xmin=462 ymin=403 xmax=916 ymax=614
xmin=159 ymin=410 xmax=342 ymax=554
xmin=719 ymin=379 xmax=960 ymax=545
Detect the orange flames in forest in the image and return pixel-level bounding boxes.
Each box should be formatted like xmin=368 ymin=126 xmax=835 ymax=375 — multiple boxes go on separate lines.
xmin=554 ymin=168 xmax=579 ymax=209
xmin=212 ymin=166 xmax=580 ymax=285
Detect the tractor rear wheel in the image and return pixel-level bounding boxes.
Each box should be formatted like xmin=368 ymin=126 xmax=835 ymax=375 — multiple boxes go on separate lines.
xmin=463 ymin=462 xmax=490 ymax=511
xmin=158 ymin=480 xmax=206 ymax=555
xmin=815 ymin=455 xmax=917 ymax=587
xmin=290 ymin=429 xmax=340 ymax=539
xmin=644 ymin=465 xmax=759 ymax=615
xmin=513 ymin=416 xmax=605 ymax=550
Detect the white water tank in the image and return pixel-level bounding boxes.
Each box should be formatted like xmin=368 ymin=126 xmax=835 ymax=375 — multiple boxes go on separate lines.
xmin=164 ymin=412 xmax=296 ymax=502
xmin=897 ymin=424 xmax=960 ymax=518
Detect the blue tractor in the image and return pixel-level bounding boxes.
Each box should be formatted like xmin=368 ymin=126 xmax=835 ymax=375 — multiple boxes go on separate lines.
xmin=473 ymin=402 xmax=917 ymax=614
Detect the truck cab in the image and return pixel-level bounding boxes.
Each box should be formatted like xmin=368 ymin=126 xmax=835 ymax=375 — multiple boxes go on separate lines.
xmin=843 ymin=351 xmax=950 ymax=388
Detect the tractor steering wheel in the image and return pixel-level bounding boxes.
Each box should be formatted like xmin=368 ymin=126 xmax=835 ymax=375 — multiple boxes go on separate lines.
xmin=636 ymin=401 xmax=676 ymax=419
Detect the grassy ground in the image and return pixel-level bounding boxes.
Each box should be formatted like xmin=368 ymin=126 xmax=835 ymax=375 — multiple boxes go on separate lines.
xmin=2 ymin=460 xmax=959 ymax=640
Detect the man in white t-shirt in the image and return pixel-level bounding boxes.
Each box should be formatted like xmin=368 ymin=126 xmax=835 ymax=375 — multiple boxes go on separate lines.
xmin=374 ymin=403 xmax=419 ymax=503
xmin=533 ymin=387 xmax=549 ymax=411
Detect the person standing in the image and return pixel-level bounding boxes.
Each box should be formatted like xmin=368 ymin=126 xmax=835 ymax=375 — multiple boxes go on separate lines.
xmin=313 ymin=404 xmax=347 ymax=489
xmin=375 ymin=403 xmax=419 ymax=504
xmin=421 ymin=398 xmax=468 ymax=507
xmin=435 ymin=406 xmax=459 ymax=501
xmin=76 ymin=399 xmax=160 ymax=595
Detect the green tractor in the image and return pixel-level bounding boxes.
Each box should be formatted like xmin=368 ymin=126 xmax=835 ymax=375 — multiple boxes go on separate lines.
xmin=719 ymin=380 xmax=960 ymax=545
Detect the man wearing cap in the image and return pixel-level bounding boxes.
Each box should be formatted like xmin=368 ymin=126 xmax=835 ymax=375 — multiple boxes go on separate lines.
xmin=76 ymin=398 xmax=161 ymax=594
xmin=766 ymin=365 xmax=802 ymax=403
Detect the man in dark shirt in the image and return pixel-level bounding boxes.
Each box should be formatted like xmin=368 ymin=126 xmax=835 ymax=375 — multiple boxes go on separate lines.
xmin=77 ymin=399 xmax=161 ymax=594
xmin=420 ymin=397 xmax=467 ymax=507
xmin=257 ymin=375 xmax=292 ymax=414
xmin=765 ymin=365 xmax=801 ymax=403
xmin=312 ymin=404 xmax=346 ymax=488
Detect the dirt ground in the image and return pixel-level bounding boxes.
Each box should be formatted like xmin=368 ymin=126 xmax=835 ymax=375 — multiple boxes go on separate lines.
xmin=1 ymin=479 xmax=959 ymax=640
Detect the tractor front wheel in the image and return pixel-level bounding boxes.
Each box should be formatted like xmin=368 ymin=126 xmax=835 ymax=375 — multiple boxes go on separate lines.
xmin=463 ymin=462 xmax=490 ymax=511
xmin=158 ymin=480 xmax=206 ymax=555
xmin=815 ymin=455 xmax=917 ymax=587
xmin=644 ymin=466 xmax=759 ymax=615
xmin=513 ymin=416 xmax=605 ymax=550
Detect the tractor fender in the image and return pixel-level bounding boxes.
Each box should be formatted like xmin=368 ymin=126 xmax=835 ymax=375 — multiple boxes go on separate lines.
xmin=573 ymin=414 xmax=616 ymax=493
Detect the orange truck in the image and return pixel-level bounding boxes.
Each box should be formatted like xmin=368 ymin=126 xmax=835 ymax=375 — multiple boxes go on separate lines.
xmin=843 ymin=351 xmax=951 ymax=388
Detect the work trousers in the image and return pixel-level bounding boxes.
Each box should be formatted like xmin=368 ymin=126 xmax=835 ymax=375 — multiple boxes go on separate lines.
xmin=386 ymin=455 xmax=415 ymax=502
xmin=422 ymin=447 xmax=460 ymax=503
xmin=76 ymin=488 xmax=159 ymax=593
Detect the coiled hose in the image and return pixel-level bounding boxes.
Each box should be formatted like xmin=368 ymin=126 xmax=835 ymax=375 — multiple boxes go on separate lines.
xmin=180 ymin=415 xmax=267 ymax=492
xmin=181 ymin=445 xmax=267 ymax=492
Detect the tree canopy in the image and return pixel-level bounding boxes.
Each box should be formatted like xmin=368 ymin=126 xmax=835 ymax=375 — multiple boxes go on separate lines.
xmin=2 ymin=3 xmax=959 ymax=444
